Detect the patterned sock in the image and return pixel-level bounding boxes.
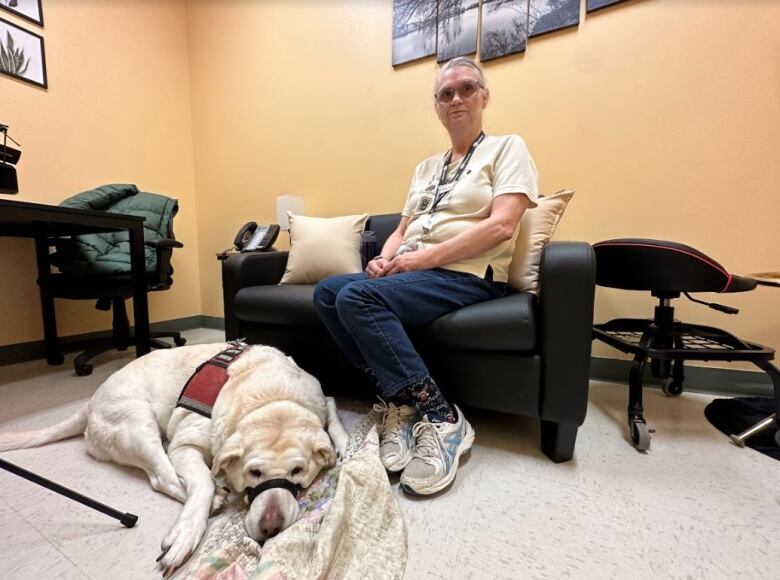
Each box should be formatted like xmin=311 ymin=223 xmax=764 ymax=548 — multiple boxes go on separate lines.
xmin=408 ymin=376 xmax=457 ymax=424
xmin=386 ymin=386 xmax=416 ymax=408
xmin=364 ymin=367 xmax=417 ymax=407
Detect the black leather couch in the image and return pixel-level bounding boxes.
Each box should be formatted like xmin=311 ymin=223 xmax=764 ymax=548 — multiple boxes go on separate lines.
xmin=222 ymin=214 xmax=596 ymax=462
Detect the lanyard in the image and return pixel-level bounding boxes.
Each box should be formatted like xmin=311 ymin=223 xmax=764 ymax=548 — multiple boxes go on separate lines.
xmin=430 ymin=131 xmax=485 ymax=213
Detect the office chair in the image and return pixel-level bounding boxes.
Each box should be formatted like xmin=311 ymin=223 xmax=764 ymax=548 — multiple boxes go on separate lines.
xmin=592 ymin=239 xmax=780 ymax=451
xmin=45 ymin=184 xmax=186 ymax=376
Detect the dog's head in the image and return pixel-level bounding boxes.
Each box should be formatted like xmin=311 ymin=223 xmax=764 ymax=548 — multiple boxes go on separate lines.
xmin=211 ymin=408 xmax=336 ymax=543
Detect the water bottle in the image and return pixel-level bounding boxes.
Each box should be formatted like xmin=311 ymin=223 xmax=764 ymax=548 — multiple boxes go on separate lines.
xmin=361 ymin=231 xmax=377 ymax=269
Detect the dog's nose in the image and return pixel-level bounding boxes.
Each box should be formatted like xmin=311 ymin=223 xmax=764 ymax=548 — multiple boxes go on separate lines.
xmin=261 ymin=523 xmax=282 ymax=538
xmin=259 ymin=505 xmax=283 ymax=539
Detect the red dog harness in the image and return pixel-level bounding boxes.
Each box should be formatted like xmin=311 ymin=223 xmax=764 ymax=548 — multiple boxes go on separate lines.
xmin=177 ymin=342 xmax=250 ymax=418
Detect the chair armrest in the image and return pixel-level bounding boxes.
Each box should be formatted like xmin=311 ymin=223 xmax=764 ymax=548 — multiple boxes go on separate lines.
xmin=145 ymin=238 xmax=183 ymax=287
xmin=145 ymin=239 xmax=184 ymax=249
xmin=221 ymin=251 xmax=289 ymax=339
xmin=538 ymin=242 xmax=596 ymax=425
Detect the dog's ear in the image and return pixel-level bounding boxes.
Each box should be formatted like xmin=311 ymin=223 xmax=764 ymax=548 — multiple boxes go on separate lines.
xmin=212 ymin=432 xmax=243 ymax=477
xmin=310 ymin=430 xmax=336 ymax=469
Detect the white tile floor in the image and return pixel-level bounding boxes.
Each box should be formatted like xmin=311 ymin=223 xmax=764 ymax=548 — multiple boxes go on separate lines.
xmin=0 ymin=328 xmax=777 ymax=579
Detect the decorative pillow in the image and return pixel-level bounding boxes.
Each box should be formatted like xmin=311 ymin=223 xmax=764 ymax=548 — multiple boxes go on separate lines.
xmin=507 ymin=189 xmax=574 ymax=293
xmin=280 ymin=213 xmax=369 ymax=284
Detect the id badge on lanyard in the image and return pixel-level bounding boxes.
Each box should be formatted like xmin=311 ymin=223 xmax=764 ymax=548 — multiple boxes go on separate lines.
xmin=424 ymin=132 xmax=484 ymax=233
xmin=422 ymin=182 xmax=454 ymax=231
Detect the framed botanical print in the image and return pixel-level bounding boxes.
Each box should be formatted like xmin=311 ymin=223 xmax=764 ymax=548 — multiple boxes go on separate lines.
xmin=0 ymin=17 xmax=47 ymax=88
xmin=0 ymin=0 xmax=43 ymax=27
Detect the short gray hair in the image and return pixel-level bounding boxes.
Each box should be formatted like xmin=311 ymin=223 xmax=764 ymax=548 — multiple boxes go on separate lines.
xmin=435 ymin=57 xmax=487 ymax=91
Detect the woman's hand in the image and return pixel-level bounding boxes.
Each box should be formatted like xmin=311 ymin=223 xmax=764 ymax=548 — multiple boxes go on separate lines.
xmin=382 ymin=250 xmax=435 ymax=276
xmin=365 ymin=256 xmax=389 ymax=278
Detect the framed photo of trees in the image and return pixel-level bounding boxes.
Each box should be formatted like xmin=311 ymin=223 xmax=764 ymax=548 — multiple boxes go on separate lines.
xmin=437 ymin=0 xmax=479 ymax=63
xmin=529 ymin=0 xmax=580 ymax=38
xmin=587 ymin=0 xmax=628 ymax=12
xmin=480 ymin=0 xmax=528 ymax=62
xmin=0 ymin=0 xmax=43 ymax=27
xmin=392 ymin=0 xmax=438 ymax=66
xmin=0 ymin=17 xmax=47 ymax=88
xmin=393 ymin=0 xmax=636 ymax=66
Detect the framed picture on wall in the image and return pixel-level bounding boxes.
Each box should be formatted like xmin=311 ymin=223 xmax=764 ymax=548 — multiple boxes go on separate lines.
xmin=529 ymin=0 xmax=580 ymax=38
xmin=480 ymin=0 xmax=528 ymax=62
xmin=437 ymin=0 xmax=478 ymax=63
xmin=587 ymin=0 xmax=628 ymax=12
xmin=0 ymin=0 xmax=43 ymax=27
xmin=0 ymin=17 xmax=47 ymax=88
xmin=392 ymin=0 xmax=437 ymax=66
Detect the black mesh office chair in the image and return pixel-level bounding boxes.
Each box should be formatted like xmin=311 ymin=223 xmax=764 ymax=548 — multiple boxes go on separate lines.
xmin=592 ymin=238 xmax=780 ymax=451
xmin=43 ymin=184 xmax=186 ymax=376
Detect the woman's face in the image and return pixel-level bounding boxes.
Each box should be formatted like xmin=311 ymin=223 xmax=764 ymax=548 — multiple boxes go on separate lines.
xmin=434 ymin=66 xmax=489 ymax=133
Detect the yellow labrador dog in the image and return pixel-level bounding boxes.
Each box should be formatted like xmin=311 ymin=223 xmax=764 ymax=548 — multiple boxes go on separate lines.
xmin=0 ymin=343 xmax=348 ymax=575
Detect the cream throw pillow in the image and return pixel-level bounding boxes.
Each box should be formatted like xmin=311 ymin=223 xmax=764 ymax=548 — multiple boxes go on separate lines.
xmin=280 ymin=213 xmax=368 ymax=284
xmin=507 ymin=189 xmax=574 ymax=293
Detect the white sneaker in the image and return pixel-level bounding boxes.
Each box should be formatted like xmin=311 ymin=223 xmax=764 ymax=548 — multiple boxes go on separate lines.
xmin=373 ymin=401 xmax=418 ymax=472
xmin=400 ymin=404 xmax=474 ymax=495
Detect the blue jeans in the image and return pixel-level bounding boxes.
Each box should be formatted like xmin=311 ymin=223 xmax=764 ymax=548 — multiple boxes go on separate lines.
xmin=312 ymin=269 xmax=505 ymax=398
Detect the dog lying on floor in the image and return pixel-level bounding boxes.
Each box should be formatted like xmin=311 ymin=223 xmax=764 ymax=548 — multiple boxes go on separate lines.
xmin=0 ymin=342 xmax=349 ymax=576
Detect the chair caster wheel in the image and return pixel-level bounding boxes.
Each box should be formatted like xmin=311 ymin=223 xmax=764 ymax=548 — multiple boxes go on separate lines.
xmin=775 ymin=429 xmax=780 ymax=448
xmin=174 ymin=336 xmax=187 ymax=347
xmin=75 ymin=363 xmax=93 ymax=377
xmin=629 ymin=417 xmax=651 ymax=451
xmin=46 ymin=353 xmax=65 ymax=366
xmin=662 ymin=379 xmax=683 ymax=397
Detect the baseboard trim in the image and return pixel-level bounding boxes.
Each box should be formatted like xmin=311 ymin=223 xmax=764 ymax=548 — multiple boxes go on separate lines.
xmin=201 ymin=316 xmax=226 ymax=330
xmin=0 ymin=315 xmax=222 ymax=366
xmin=1 ymin=322 xmax=774 ymax=398
xmin=589 ymin=356 xmax=773 ymax=397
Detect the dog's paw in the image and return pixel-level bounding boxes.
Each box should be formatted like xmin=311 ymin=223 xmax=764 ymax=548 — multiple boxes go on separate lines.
xmin=333 ymin=435 xmax=348 ymax=462
xmin=157 ymin=517 xmax=206 ymax=578
xmin=210 ymin=485 xmax=231 ymax=515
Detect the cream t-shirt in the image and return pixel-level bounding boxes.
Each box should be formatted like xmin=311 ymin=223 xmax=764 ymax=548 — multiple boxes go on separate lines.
xmin=400 ymin=134 xmax=539 ymax=283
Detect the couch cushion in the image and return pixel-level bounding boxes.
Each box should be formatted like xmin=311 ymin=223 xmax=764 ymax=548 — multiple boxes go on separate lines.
xmin=280 ymin=213 xmax=368 ymax=284
xmin=234 ymin=284 xmax=536 ymax=352
xmin=234 ymin=284 xmax=321 ymax=326
xmin=415 ymin=292 xmax=536 ymax=352
xmin=508 ymin=189 xmax=574 ymax=294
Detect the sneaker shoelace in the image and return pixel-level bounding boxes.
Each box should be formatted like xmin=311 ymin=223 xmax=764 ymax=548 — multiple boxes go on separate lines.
xmin=373 ymin=402 xmax=409 ymax=445
xmin=411 ymin=421 xmax=446 ymax=464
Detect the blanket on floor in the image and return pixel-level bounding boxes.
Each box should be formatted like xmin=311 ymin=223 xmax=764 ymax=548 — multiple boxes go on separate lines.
xmin=179 ymin=411 xmax=406 ymax=579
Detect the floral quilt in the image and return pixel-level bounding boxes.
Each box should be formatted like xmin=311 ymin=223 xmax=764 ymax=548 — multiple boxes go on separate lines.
xmin=178 ymin=408 xmax=406 ymax=580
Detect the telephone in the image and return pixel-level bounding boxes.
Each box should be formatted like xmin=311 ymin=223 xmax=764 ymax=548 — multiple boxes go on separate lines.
xmin=233 ymin=222 xmax=280 ymax=252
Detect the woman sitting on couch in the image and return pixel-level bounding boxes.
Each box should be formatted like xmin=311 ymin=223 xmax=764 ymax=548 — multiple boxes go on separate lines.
xmin=313 ymin=57 xmax=539 ymax=495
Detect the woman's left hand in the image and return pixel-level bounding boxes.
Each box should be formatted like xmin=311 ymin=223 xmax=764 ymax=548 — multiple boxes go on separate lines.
xmin=381 ymin=250 xmax=435 ymax=276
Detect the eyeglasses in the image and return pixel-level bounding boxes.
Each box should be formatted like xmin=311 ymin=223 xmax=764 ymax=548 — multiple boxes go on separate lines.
xmin=435 ymin=81 xmax=483 ymax=104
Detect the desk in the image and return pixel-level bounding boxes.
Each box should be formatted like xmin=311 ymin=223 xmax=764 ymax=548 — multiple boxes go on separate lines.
xmin=0 ymin=199 xmax=150 ymax=362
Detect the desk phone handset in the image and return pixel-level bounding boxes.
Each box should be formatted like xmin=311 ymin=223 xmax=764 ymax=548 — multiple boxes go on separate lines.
xmin=234 ymin=222 xmax=280 ymax=252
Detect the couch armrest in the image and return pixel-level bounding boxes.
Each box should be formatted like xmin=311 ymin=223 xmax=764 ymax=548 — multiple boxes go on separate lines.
xmin=222 ymin=251 xmax=289 ymax=339
xmin=538 ymin=242 xmax=596 ymax=425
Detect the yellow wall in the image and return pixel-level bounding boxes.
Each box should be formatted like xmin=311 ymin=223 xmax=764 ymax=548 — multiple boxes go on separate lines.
xmin=2 ymin=0 xmax=779 ymax=372
xmin=186 ymin=0 xmax=780 ymax=368
xmin=0 ymin=0 xmax=201 ymax=346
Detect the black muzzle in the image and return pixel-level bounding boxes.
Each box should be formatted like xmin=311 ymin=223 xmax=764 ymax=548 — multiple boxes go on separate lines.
xmin=245 ymin=478 xmax=301 ymax=505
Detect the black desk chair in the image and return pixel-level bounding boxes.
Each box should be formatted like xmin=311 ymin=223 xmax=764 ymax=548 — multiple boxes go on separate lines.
xmin=42 ymin=184 xmax=186 ymax=376
xmin=592 ymin=239 xmax=780 ymax=451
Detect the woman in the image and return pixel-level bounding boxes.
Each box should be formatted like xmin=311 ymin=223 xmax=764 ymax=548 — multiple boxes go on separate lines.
xmin=313 ymin=57 xmax=538 ymax=495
